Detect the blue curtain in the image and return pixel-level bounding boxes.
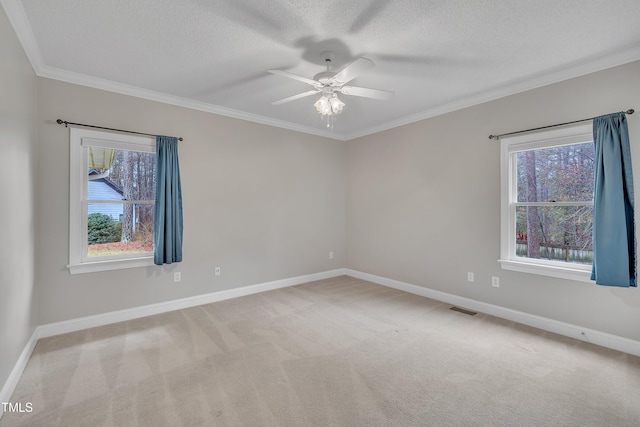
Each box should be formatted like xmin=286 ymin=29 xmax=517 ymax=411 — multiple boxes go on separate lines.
xmin=154 ymin=136 xmax=183 ymax=265
xmin=591 ymin=112 xmax=636 ymax=287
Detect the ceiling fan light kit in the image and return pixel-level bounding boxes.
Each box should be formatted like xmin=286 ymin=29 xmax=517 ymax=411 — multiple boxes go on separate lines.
xmin=329 ymin=94 xmax=345 ymax=113
xmin=269 ymin=51 xmax=393 ymax=126
xmin=314 ymin=91 xmax=345 ymax=116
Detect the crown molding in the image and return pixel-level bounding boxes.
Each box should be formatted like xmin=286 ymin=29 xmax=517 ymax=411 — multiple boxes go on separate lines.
xmin=38 ymin=64 xmax=346 ymax=141
xmin=1 ymin=0 xmax=44 ymax=71
xmin=342 ymin=42 xmax=640 ymax=141
xmin=3 ymin=0 xmax=640 ymax=142
xmin=1 ymin=0 xmax=344 ymax=140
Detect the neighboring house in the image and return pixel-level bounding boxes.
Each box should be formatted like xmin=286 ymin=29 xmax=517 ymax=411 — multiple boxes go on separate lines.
xmin=87 ymin=169 xmax=123 ymax=221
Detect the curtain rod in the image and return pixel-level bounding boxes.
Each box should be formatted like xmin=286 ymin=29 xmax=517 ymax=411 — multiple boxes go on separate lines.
xmin=488 ymin=109 xmax=634 ymax=140
xmin=56 ymin=119 xmax=183 ymax=141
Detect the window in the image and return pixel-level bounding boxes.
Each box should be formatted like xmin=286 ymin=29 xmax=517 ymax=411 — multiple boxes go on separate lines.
xmin=499 ymin=124 xmax=594 ymax=282
xmin=69 ymin=128 xmax=156 ymax=274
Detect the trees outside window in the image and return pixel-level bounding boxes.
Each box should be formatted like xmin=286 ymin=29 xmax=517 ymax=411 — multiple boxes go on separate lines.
xmin=96 ymin=148 xmax=156 ymax=249
xmin=516 ymin=142 xmax=594 ymax=264
xmin=69 ymin=128 xmax=156 ymax=274
xmin=500 ymin=123 xmax=594 ymax=282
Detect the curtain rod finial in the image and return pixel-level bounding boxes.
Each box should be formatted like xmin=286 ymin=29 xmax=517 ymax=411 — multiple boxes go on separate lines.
xmin=488 ymin=135 xmax=498 ymax=140
xmin=626 ymin=109 xmax=634 ymax=115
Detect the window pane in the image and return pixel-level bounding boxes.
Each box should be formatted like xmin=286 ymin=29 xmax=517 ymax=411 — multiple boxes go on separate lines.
xmin=516 ymin=143 xmax=594 ymax=203
xmin=88 ymin=149 xmax=156 ymax=201
xmin=515 ymin=205 xmax=593 ymax=264
xmin=87 ymin=203 xmax=154 ymax=258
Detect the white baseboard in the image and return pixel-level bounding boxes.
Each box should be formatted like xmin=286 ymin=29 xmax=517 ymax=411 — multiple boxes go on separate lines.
xmin=38 ymin=268 xmax=347 ymax=339
xmin=3 ymin=266 xmax=637 ymax=418
xmin=345 ymin=269 xmax=640 ymax=357
xmin=0 ymin=329 xmax=39 ymax=419
xmin=0 ymin=268 xmax=346 ymax=413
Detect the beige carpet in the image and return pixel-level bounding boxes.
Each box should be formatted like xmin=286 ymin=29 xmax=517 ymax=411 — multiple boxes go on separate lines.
xmin=2 ymin=276 xmax=639 ymax=426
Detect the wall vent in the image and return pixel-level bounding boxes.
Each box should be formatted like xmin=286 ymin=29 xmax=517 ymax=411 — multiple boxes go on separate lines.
xmin=450 ymin=306 xmax=477 ymax=316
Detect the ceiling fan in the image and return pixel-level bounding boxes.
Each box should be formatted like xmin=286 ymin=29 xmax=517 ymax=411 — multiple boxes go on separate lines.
xmin=269 ymin=51 xmax=394 ymax=116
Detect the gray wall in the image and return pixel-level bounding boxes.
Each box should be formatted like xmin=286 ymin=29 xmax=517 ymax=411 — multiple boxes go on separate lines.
xmin=36 ymin=79 xmax=346 ymax=324
xmin=4 ymin=14 xmax=640 ymax=394
xmin=346 ymin=60 xmax=640 ymax=341
xmin=0 ymin=7 xmax=39 ymax=393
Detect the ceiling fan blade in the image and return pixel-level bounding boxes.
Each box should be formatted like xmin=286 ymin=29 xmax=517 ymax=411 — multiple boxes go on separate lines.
xmin=331 ymin=57 xmax=375 ymax=84
xmin=268 ymin=69 xmax=318 ymax=86
xmin=339 ymin=85 xmax=394 ymax=100
xmin=271 ymin=89 xmax=321 ymax=105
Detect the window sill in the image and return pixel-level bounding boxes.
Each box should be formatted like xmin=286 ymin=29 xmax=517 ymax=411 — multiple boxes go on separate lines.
xmin=68 ymin=256 xmax=155 ymax=274
xmin=498 ymin=259 xmax=593 ymax=282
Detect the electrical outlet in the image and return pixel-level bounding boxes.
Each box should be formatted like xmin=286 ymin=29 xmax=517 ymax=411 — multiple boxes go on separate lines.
xmin=174 ymin=272 xmax=181 ymax=282
xmin=215 ymin=266 xmax=221 ymax=276
xmin=492 ymin=276 xmax=500 ymax=287
xmin=329 ymin=251 xmax=334 ymax=259
xmin=467 ymin=272 xmax=474 ymax=282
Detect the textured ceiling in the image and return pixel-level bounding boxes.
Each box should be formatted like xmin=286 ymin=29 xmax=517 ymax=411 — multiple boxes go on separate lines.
xmin=4 ymin=0 xmax=640 ymax=140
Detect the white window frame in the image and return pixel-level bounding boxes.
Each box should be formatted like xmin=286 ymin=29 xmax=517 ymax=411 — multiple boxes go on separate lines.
xmin=68 ymin=127 xmax=156 ymax=274
xmin=498 ymin=123 xmax=594 ymax=282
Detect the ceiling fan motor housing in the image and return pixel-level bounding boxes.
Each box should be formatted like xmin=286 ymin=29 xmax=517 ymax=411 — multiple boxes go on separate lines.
xmin=314 ymin=51 xmax=338 ymax=85
xmin=313 ymin=71 xmax=337 ymax=85
xmin=268 ymin=52 xmax=393 ymax=108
